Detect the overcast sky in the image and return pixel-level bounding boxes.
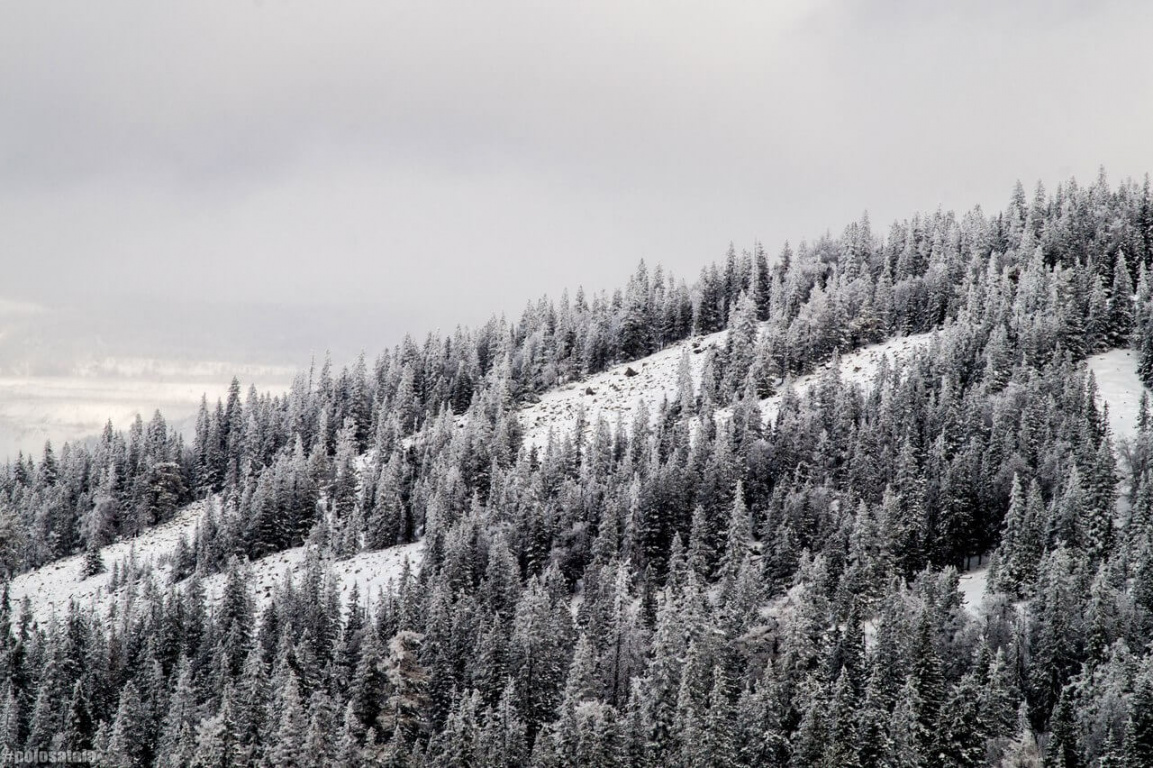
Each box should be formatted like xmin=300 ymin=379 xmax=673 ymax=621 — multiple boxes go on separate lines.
xmin=2 ymin=0 xmax=1152 ymax=369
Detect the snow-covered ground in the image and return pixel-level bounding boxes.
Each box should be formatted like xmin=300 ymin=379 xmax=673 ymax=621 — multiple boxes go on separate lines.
xmin=756 ymin=333 xmax=934 ymax=425
xmin=9 ymin=499 xmax=213 ymax=624
xmin=958 ymin=566 xmax=990 ymax=615
xmin=8 ymin=492 xmax=423 ymax=625
xmin=10 ymin=532 xmax=423 ymax=627
xmin=199 ymin=539 xmax=424 ymax=614
xmin=520 ymin=328 xmax=938 ymax=449
xmin=1087 ymin=347 xmax=1150 ymax=533
xmin=1087 ymin=347 xmax=1147 ymax=442
xmin=519 ymin=328 xmax=729 ymax=449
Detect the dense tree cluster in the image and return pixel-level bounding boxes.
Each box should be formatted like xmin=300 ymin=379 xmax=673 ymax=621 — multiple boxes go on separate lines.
xmin=3 ymin=170 xmax=1153 ymax=765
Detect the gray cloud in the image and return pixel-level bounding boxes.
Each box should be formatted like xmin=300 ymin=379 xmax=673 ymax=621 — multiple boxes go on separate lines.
xmin=1 ymin=0 xmax=1151 ymax=365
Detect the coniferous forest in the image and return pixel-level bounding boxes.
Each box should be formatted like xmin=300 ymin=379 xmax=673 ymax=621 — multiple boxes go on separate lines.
xmin=6 ymin=171 xmax=1153 ymax=766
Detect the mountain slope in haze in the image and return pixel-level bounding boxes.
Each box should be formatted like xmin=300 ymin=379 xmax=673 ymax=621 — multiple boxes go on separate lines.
xmin=10 ymin=327 xmax=939 ymax=624
xmin=6 ymin=174 xmax=1153 ymax=767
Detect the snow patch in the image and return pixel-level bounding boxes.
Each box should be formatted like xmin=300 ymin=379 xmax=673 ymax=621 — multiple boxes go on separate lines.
xmin=9 ymin=492 xmax=424 ymax=625
xmin=518 ymin=327 xmax=730 ymax=450
xmin=1087 ymin=348 xmax=1148 ymax=442
xmin=518 ymin=329 xmax=938 ymax=450
xmin=9 ymin=499 xmax=213 ymax=624
xmin=199 ymin=539 xmax=424 ymax=614
xmin=757 ymin=333 xmax=936 ymax=425
xmin=957 ymin=566 xmax=990 ymax=616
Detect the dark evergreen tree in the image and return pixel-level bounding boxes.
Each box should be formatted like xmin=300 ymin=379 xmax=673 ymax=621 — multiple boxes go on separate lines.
xmin=1123 ymin=661 xmax=1153 ymax=768
xmin=81 ymin=541 xmax=105 ymax=580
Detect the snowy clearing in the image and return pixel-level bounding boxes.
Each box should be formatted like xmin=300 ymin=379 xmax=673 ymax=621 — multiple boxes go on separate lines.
xmin=199 ymin=539 xmax=424 ymax=615
xmin=958 ymin=566 xmax=990 ymax=615
xmin=9 ymin=494 xmax=424 ymax=625
xmin=9 ymin=498 xmax=213 ymax=624
xmin=756 ymin=333 xmax=935 ymax=425
xmin=519 ymin=327 xmax=729 ymax=449
xmin=1087 ymin=348 xmax=1148 ymax=524
xmin=519 ymin=328 xmax=938 ymax=449
xmin=1087 ymin=347 xmax=1148 ymax=443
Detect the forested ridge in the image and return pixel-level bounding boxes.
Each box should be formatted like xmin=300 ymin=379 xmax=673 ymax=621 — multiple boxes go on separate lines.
xmin=4 ymin=170 xmax=1153 ymax=766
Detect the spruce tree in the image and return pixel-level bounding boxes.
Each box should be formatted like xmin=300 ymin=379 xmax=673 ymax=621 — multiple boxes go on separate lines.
xmin=888 ymin=675 xmax=928 ymax=768
xmin=909 ymin=613 xmax=945 ymax=759
xmin=936 ymin=674 xmax=985 ymax=768
xmin=1110 ymin=250 xmax=1135 ymax=346
xmin=106 ymin=681 xmax=149 ymax=768
xmin=823 ymin=668 xmax=863 ymax=768
xmin=994 ymin=474 xmax=1028 ymax=596
xmin=381 ymin=630 xmax=430 ymax=742
xmin=1123 ymin=661 xmax=1153 ymax=768
xmin=1139 ymin=316 xmax=1153 ymax=388
xmin=1048 ymin=688 xmax=1082 ymax=768
xmin=157 ymin=660 xmax=199 ymax=768
xmin=80 ymin=541 xmax=105 ymax=580
xmin=266 ymin=673 xmax=308 ymax=768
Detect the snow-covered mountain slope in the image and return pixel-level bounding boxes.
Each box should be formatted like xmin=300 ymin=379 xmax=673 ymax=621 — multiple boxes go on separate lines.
xmin=9 ymin=499 xmax=211 ymax=623
xmin=8 ymin=495 xmax=423 ymax=625
xmin=521 ymin=332 xmax=1141 ymax=465
xmin=199 ymin=539 xmax=422 ymax=614
xmin=11 ymin=535 xmax=422 ymax=627
xmin=756 ymin=333 xmax=933 ymax=425
xmin=21 ymin=327 xmax=1067 ymax=626
xmin=519 ymin=327 xmax=728 ymax=449
xmin=520 ymin=328 xmax=938 ymax=449
xmin=11 ymin=328 xmax=942 ymax=625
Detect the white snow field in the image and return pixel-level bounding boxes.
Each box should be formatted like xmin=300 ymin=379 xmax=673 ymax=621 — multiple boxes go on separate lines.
xmin=957 ymin=566 xmax=991 ymax=615
xmin=756 ymin=333 xmax=934 ymax=425
xmin=520 ymin=327 xmax=937 ymax=449
xmin=9 ymin=499 xmax=213 ymax=624
xmin=1087 ymin=347 xmax=1147 ymax=442
xmin=198 ymin=539 xmax=423 ymax=614
xmin=9 ymin=502 xmax=423 ymax=626
xmin=519 ymin=327 xmax=729 ymax=450
xmin=1087 ymin=347 xmax=1150 ymax=533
